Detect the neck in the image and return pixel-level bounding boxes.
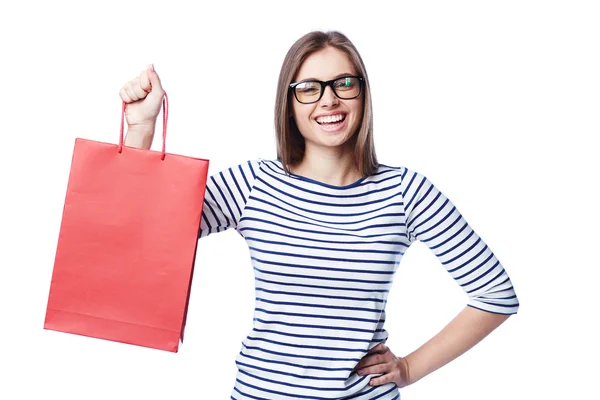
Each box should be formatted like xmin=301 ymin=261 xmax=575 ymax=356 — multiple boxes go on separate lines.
xmin=290 ymin=141 xmax=362 ymax=187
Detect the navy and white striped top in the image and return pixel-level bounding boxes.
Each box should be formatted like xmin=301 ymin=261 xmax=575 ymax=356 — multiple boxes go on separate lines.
xmin=199 ymin=158 xmax=519 ymax=400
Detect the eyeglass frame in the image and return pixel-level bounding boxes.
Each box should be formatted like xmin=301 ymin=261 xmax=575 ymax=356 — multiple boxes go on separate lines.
xmin=289 ymin=75 xmax=365 ymax=104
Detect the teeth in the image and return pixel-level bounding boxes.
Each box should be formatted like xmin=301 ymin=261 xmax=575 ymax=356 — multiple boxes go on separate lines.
xmin=317 ymin=114 xmax=345 ymax=124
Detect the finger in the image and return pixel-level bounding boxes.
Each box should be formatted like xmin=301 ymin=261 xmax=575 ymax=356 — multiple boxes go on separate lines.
xmin=354 ymin=343 xmax=389 ymax=371
xmin=369 ymin=376 xmax=383 ymax=386
xmin=139 ymin=68 xmax=151 ymax=93
xmin=354 ymin=353 xmax=385 ymax=371
xmin=119 ymin=87 xmax=133 ymax=103
xmin=368 ymin=343 xmax=382 ymax=353
xmin=124 ymin=82 xmax=139 ymax=101
xmin=368 ymin=366 xmax=400 ymax=387
xmin=146 ymin=63 xmax=163 ymax=92
xmin=130 ymin=77 xmax=149 ymax=99
xmin=367 ymin=343 xmax=387 ymax=354
xmin=356 ymin=362 xmax=387 ymax=376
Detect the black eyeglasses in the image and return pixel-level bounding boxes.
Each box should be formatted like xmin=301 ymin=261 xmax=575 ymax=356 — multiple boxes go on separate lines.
xmin=289 ymin=76 xmax=364 ymax=104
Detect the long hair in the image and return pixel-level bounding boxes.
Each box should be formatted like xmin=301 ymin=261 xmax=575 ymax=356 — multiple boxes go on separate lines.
xmin=274 ymin=30 xmax=378 ymax=177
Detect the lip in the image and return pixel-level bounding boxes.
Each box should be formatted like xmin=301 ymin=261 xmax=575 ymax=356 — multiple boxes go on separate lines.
xmin=314 ymin=111 xmax=348 ymax=120
xmin=314 ymin=114 xmax=348 ymax=133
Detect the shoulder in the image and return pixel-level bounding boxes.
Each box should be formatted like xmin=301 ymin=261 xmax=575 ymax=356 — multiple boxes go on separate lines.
xmin=255 ymin=157 xmax=287 ymax=176
xmin=224 ymin=158 xmax=266 ymax=177
xmin=218 ymin=157 xmax=284 ymax=182
xmin=208 ymin=159 xmax=266 ymax=190
xmin=375 ymin=163 xmax=434 ymax=198
xmin=375 ymin=162 xmax=426 ymax=182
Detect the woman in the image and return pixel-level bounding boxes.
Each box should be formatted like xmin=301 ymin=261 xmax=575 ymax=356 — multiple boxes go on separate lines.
xmin=121 ymin=31 xmax=519 ymax=400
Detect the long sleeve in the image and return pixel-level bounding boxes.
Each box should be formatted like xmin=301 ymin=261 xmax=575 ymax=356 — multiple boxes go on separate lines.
xmin=198 ymin=159 xmax=261 ymax=239
xmin=401 ymin=167 xmax=519 ymax=315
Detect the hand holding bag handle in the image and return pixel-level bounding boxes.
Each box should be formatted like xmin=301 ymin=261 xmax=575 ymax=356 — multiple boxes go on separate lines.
xmin=118 ymin=92 xmax=169 ymax=160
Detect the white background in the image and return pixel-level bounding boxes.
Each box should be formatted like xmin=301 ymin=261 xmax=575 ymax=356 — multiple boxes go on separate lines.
xmin=1 ymin=1 xmax=598 ymax=399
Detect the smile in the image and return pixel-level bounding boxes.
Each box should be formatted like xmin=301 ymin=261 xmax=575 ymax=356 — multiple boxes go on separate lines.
xmin=316 ymin=113 xmax=347 ymax=125
xmin=315 ymin=114 xmax=348 ymax=133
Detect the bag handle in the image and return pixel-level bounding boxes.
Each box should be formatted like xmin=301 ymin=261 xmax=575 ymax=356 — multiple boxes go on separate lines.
xmin=118 ymin=91 xmax=169 ymax=160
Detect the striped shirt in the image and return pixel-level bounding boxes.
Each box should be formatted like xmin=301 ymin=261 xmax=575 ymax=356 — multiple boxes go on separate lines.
xmin=199 ymin=158 xmax=520 ymax=400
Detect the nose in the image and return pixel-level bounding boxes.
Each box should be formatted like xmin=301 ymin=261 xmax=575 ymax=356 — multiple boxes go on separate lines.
xmin=320 ymin=84 xmax=339 ymax=107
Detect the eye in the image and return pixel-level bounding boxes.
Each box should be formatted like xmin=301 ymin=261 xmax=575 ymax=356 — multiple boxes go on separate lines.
xmin=334 ymin=77 xmax=356 ymax=90
xmin=296 ymin=81 xmax=320 ymax=95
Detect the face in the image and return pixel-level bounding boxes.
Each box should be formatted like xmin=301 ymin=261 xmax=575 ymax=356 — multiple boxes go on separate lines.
xmin=290 ymin=47 xmax=364 ymax=155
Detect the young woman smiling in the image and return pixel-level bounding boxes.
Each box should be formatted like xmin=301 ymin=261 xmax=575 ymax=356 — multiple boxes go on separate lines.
xmin=120 ymin=30 xmax=519 ymax=400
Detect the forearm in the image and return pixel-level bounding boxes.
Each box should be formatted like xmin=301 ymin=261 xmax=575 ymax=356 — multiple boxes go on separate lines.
xmin=405 ymin=305 xmax=511 ymax=385
xmin=124 ymin=124 xmax=156 ymax=150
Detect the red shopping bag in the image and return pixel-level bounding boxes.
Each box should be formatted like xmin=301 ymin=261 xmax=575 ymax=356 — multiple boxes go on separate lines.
xmin=44 ymin=93 xmax=209 ymax=352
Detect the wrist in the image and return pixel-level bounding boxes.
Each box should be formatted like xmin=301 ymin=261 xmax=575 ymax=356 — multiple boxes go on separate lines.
xmin=403 ymin=352 xmax=424 ymax=386
xmin=127 ymin=122 xmax=156 ymax=137
xmin=124 ymin=123 xmax=156 ymax=149
xmin=398 ymin=356 xmax=412 ymax=388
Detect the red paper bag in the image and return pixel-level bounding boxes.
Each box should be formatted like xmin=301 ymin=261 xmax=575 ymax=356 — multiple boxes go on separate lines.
xmin=44 ymin=93 xmax=209 ymax=352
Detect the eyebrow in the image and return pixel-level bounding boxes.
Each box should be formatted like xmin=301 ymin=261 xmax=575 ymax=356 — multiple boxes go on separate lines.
xmin=296 ymin=72 xmax=355 ymax=82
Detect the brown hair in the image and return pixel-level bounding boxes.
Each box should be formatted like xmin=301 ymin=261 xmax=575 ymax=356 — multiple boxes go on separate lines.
xmin=274 ymin=30 xmax=378 ymax=178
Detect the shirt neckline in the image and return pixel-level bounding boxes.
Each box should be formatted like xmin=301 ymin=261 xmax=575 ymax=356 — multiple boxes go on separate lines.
xmin=272 ymin=159 xmax=367 ymax=190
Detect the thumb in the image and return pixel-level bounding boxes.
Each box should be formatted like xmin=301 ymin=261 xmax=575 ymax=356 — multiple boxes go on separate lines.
xmin=147 ymin=64 xmax=163 ymax=93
